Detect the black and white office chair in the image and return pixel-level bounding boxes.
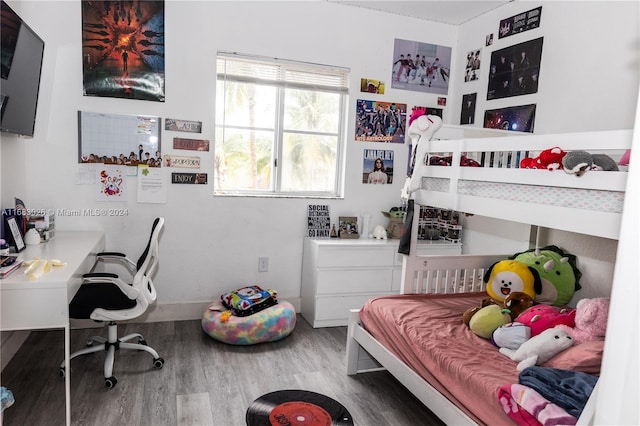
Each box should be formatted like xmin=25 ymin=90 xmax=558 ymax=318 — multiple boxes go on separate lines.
xmin=60 ymin=217 xmax=165 ymax=389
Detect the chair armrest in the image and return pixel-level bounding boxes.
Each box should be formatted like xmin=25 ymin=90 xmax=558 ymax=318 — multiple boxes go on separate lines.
xmin=82 ymin=276 xmax=139 ymax=300
xmin=96 ymin=251 xmax=126 ymax=258
xmin=96 ymin=252 xmax=136 ymax=270
xmin=82 ymin=272 xmax=119 ymax=279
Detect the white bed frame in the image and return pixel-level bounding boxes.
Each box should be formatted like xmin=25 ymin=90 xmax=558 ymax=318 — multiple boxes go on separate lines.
xmin=345 ymin=128 xmax=633 ymax=425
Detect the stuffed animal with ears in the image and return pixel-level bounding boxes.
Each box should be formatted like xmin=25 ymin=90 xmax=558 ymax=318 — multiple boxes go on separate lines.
xmin=462 ymin=291 xmax=534 ymax=326
xmin=402 ymin=107 xmax=443 ymax=198
xmin=511 ymin=245 xmax=582 ymax=306
xmin=483 ymin=260 xmax=542 ymax=303
xmin=562 ymin=150 xmax=619 ymax=176
xmin=520 ymin=147 xmax=567 ymax=171
xmin=556 ymin=297 xmax=610 ymax=344
xmin=463 ymin=292 xmax=535 ymax=340
xmin=500 ymin=327 xmax=574 ymax=371
xmin=515 ymin=304 xmax=576 ymax=337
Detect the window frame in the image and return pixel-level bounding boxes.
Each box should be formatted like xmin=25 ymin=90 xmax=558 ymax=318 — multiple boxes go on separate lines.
xmin=215 ymin=52 xmax=349 ymax=198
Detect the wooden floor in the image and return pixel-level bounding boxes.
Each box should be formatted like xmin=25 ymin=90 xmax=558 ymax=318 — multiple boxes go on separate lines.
xmin=1 ymin=316 xmax=444 ymax=426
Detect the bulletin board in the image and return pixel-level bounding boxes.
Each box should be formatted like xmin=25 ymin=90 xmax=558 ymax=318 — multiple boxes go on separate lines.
xmin=78 ymin=111 xmax=162 ymax=166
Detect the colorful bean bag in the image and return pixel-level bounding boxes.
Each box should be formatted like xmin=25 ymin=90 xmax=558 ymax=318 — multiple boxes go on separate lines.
xmin=201 ymin=300 xmax=296 ymax=345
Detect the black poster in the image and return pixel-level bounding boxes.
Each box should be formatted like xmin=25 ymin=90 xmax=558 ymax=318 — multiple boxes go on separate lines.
xmin=487 ymin=37 xmax=543 ymax=101
xmin=499 ymin=6 xmax=542 ymax=39
xmin=460 ymin=93 xmax=477 ymax=125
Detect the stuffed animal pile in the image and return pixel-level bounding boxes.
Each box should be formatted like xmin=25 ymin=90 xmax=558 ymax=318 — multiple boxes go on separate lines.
xmin=461 ymin=247 xmax=609 ymax=371
xmin=519 ymin=146 xmax=621 ymax=176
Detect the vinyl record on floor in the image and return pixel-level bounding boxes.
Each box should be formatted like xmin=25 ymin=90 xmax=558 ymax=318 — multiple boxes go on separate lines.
xmin=246 ymin=389 xmax=354 ymax=426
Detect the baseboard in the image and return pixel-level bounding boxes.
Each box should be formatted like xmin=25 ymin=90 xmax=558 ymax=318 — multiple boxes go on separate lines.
xmin=70 ymin=298 xmax=302 ymax=329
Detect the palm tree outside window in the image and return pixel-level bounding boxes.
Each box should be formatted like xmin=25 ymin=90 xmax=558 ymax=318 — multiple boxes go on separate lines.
xmin=215 ymin=52 xmax=349 ymax=197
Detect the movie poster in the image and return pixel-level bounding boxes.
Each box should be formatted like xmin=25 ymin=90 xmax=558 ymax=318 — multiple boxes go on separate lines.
xmin=487 ymin=37 xmax=543 ymax=100
xmin=391 ymin=38 xmax=452 ymax=95
xmin=484 ymin=104 xmax=536 ymax=133
xmin=355 ymin=99 xmax=406 ymax=143
xmin=81 ymin=1 xmax=165 ymax=101
xmin=363 ymin=149 xmax=394 ymax=184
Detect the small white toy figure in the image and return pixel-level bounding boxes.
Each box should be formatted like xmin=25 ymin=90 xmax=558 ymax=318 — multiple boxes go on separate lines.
xmin=401 ymin=108 xmax=443 ymax=201
xmin=372 ymin=225 xmax=387 ymax=240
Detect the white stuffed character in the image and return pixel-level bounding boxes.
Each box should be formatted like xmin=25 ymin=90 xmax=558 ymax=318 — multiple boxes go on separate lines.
xmin=372 ymin=225 xmax=387 ymax=240
xmin=499 ymin=327 xmax=573 ymax=371
xmin=404 ymin=108 xmax=443 ymax=196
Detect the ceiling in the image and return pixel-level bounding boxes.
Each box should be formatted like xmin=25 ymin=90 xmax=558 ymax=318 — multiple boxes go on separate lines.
xmin=328 ymin=1 xmax=513 ymax=25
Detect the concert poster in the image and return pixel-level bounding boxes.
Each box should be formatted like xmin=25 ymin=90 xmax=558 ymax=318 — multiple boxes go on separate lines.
xmin=483 ymin=104 xmax=536 ymax=133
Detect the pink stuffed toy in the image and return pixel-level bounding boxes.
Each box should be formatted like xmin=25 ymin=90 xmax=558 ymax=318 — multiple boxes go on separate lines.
xmin=515 ymin=304 xmax=576 ymax=337
xmin=556 ymin=297 xmax=610 ymax=344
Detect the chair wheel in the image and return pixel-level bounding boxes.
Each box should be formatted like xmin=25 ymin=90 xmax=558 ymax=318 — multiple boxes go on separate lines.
xmin=138 ymin=339 xmax=147 ymax=346
xmin=105 ymin=377 xmax=118 ymax=389
xmin=153 ymin=357 xmax=164 ymax=369
xmin=86 ymin=338 xmax=94 ymax=346
xmin=59 ymin=367 xmax=65 ymax=379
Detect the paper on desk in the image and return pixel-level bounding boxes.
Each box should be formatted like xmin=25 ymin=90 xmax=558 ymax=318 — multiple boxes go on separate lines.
xmin=23 ymin=257 xmax=66 ymax=280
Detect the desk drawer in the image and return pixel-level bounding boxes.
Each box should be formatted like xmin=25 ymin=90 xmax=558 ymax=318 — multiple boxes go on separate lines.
xmin=1 ymin=287 xmax=69 ymax=330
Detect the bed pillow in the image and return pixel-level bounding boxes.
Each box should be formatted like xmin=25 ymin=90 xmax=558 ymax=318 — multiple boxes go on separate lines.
xmin=542 ymin=340 xmax=604 ymax=375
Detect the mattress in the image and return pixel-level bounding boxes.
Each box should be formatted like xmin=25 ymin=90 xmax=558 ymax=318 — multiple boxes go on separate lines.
xmin=359 ymin=292 xmax=519 ymax=425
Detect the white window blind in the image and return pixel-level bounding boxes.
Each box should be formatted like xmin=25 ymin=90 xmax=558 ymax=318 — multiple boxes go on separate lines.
xmin=217 ymin=52 xmax=349 ymax=93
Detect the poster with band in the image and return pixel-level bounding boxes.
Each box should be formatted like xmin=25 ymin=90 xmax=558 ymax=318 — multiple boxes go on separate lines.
xmin=487 ymin=37 xmax=543 ymax=100
xmin=355 ymin=99 xmax=406 ymax=143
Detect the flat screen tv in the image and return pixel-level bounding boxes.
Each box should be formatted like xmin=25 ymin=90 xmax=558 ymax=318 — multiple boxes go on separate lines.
xmin=0 ymin=0 xmax=44 ymax=137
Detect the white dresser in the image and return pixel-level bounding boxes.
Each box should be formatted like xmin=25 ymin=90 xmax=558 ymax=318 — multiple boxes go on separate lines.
xmin=300 ymin=238 xmax=462 ymax=327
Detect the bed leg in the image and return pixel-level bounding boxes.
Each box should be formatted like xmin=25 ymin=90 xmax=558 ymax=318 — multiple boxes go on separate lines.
xmin=346 ymin=309 xmax=360 ymax=375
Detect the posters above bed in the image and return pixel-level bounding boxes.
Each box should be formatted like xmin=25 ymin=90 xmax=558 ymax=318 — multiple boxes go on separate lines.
xmin=487 ymin=37 xmax=543 ymax=100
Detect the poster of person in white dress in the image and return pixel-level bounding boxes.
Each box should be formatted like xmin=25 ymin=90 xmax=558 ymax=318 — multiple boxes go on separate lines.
xmin=363 ymin=149 xmax=394 ymax=184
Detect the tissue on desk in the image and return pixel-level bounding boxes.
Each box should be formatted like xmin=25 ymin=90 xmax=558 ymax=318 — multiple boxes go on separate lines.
xmin=23 ymin=257 xmax=66 ymax=280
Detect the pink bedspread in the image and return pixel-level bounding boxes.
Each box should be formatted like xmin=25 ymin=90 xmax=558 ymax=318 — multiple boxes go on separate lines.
xmin=360 ymin=292 xmax=519 ymax=425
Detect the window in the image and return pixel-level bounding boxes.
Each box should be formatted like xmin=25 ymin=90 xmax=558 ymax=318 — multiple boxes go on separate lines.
xmin=215 ymin=52 xmax=349 ymax=197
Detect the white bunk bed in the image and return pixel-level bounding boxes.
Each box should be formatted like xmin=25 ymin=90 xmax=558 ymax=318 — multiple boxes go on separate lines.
xmin=345 ymin=128 xmax=634 ymax=425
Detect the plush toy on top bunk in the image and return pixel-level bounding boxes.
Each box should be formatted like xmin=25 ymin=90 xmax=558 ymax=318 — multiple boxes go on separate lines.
xmin=520 ymin=147 xmax=567 ymax=170
xmin=562 ymin=150 xmax=619 ymax=176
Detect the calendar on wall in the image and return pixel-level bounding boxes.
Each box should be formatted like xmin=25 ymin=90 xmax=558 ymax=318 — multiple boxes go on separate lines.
xmin=78 ymin=111 xmax=162 ymax=167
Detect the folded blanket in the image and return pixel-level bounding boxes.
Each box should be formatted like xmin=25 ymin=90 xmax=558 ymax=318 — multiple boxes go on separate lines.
xmin=519 ymin=366 xmax=598 ymax=418
xmin=498 ymin=384 xmax=577 ymax=426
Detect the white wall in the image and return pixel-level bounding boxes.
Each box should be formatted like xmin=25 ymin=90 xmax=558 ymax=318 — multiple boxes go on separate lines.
xmin=454 ymin=0 xmax=640 ymax=134
xmin=1 ymin=1 xmax=638 ymax=317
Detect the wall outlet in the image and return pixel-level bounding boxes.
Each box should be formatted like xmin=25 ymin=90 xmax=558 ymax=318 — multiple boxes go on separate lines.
xmin=258 ymin=256 xmax=269 ymax=272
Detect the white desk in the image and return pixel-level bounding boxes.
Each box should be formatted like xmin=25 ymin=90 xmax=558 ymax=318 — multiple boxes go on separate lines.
xmin=1 ymin=231 xmax=105 ymax=426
